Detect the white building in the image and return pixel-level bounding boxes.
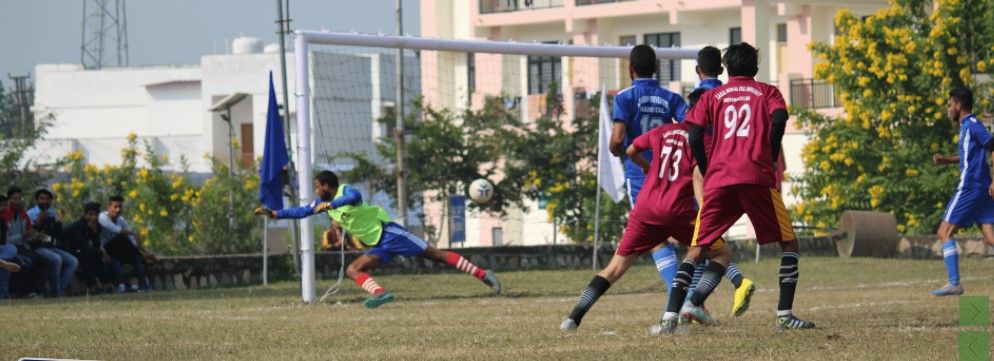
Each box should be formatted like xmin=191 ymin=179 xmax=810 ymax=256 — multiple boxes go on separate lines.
xmin=32 ymin=38 xmax=419 ymax=176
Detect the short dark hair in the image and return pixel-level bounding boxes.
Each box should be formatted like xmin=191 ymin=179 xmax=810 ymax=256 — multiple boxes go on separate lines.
xmin=109 ymin=195 xmax=124 ymax=204
xmin=950 ymin=87 xmax=974 ymax=111
xmin=629 ymin=44 xmax=658 ymax=78
xmin=697 ymin=46 xmax=723 ymax=77
xmin=687 ymin=88 xmax=708 ymax=110
xmin=34 ymin=189 xmax=54 ymax=200
xmin=83 ymin=202 xmax=101 ymax=214
xmin=6 ymin=186 xmax=22 ymax=198
xmin=723 ymin=42 xmax=760 ymax=77
xmin=314 ymin=170 xmax=339 ymax=190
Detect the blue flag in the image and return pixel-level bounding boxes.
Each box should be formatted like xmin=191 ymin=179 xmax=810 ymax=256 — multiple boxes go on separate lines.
xmin=259 ymin=71 xmax=290 ymax=210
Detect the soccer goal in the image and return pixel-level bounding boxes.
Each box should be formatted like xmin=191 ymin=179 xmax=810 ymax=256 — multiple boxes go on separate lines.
xmin=292 ymin=30 xmax=697 ymax=303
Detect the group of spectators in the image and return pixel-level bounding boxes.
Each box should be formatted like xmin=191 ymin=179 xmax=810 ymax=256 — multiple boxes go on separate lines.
xmin=0 ymin=187 xmax=158 ymax=298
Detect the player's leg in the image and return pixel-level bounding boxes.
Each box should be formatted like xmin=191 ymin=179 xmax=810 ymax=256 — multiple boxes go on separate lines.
xmin=345 ymin=254 xmax=394 ymax=308
xmin=743 ymin=186 xmax=814 ymax=329
xmin=681 ymin=239 xmax=732 ymax=326
xmin=420 ymin=246 xmax=500 ymax=294
xmin=931 ymin=188 xmax=975 ymax=295
xmin=688 ymin=167 xmax=752 ymax=312
xmin=629 ymin=175 xmax=679 ymax=292
xmin=930 ymin=221 xmax=964 ymax=296
xmin=654 ymin=193 xmax=741 ymax=334
xmin=562 ymin=253 xmax=639 ymax=330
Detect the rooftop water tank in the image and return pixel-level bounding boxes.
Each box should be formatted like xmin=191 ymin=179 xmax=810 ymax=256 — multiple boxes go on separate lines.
xmin=232 ymin=37 xmax=263 ymax=55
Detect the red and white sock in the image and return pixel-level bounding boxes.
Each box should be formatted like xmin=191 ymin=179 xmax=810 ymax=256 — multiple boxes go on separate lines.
xmin=445 ymin=252 xmax=486 ymax=280
xmin=354 ymin=272 xmax=385 ymax=296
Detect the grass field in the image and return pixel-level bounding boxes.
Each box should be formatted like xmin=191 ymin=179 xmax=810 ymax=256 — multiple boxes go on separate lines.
xmin=2 ymin=256 xmax=993 ymax=360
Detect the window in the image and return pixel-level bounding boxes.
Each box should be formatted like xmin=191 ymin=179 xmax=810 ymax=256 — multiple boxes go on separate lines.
xmin=777 ymin=23 xmax=788 ymax=43
xmin=527 ymin=46 xmax=562 ymax=94
xmin=491 ymin=227 xmax=503 ymax=246
xmin=467 ymin=53 xmax=476 ymax=102
xmin=729 ymin=27 xmax=742 ymax=45
xmin=644 ymin=32 xmax=681 ymax=83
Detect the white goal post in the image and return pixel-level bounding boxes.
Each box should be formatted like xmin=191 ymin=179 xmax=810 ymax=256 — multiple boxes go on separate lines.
xmin=293 ymin=30 xmax=697 ymax=303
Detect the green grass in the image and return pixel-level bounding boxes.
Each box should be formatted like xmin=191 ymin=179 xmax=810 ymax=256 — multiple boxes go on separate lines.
xmin=2 ymin=257 xmax=993 ymax=360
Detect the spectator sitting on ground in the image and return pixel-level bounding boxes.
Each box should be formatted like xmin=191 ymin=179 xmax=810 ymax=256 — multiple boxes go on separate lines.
xmin=62 ymin=201 xmax=106 ymax=294
xmin=2 ymin=187 xmax=42 ymax=297
xmin=0 ymin=196 xmax=23 ymax=299
xmin=98 ymin=195 xmax=153 ymax=292
xmin=27 ymin=188 xmax=78 ymax=297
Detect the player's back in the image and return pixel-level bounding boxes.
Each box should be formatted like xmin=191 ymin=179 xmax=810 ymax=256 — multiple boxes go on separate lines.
xmin=614 ymin=79 xmax=688 ymax=179
xmin=629 ymin=123 xmax=697 ymax=224
xmin=687 ymin=76 xmax=787 ymax=191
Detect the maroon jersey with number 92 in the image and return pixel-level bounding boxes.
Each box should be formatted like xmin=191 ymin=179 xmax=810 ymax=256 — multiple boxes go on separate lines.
xmin=685 ymin=76 xmax=788 ymax=192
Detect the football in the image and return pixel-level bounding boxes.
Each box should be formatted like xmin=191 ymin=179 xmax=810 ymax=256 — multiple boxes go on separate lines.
xmin=468 ymin=178 xmax=494 ymax=204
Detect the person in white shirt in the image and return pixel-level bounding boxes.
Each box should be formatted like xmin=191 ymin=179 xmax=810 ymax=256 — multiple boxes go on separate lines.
xmin=98 ymin=195 xmax=154 ymax=292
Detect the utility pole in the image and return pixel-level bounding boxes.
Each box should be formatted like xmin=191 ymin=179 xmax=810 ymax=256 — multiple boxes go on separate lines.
xmin=395 ymin=0 xmax=408 ymax=226
xmin=7 ymin=74 xmax=32 ymax=125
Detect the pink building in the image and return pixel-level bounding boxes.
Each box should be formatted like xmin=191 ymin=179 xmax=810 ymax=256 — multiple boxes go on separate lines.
xmin=418 ymin=0 xmax=886 ymax=247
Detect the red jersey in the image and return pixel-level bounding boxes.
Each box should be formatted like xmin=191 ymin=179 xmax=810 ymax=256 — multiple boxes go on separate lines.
xmin=628 ymin=123 xmax=698 ymax=225
xmin=686 ymin=76 xmax=787 ymax=191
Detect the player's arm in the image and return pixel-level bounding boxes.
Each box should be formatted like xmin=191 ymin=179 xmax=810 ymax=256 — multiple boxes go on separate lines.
xmin=692 ymin=166 xmax=705 ymax=205
xmin=688 ymin=124 xmax=708 ymax=175
xmin=932 ymin=154 xmax=960 ymax=165
xmin=610 ymin=122 xmax=627 ymax=156
xmin=626 ymin=130 xmax=653 ymax=174
xmin=770 ymin=108 xmax=789 ymax=162
xmin=330 ymin=185 xmax=362 ymax=208
xmin=257 ymin=199 xmax=320 ymax=219
xmin=625 ymin=145 xmax=651 ymax=174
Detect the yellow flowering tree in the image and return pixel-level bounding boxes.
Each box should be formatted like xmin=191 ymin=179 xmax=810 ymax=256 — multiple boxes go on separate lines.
xmin=187 ymin=158 xmax=262 ymax=254
xmin=53 ymin=134 xmax=197 ymax=254
xmin=794 ymin=0 xmax=994 ymax=234
xmin=53 ymin=133 xmax=261 ymax=255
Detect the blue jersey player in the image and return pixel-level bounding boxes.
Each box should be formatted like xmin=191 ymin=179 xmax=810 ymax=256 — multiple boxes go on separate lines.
xmin=930 ymin=87 xmax=994 ymax=296
xmin=609 ymin=44 xmax=686 ymax=298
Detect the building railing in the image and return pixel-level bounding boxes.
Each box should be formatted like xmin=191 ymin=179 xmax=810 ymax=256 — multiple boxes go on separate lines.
xmin=789 ymin=78 xmax=840 ymax=109
xmin=575 ymin=0 xmax=636 ymax=5
xmin=478 ymin=0 xmax=565 ymax=14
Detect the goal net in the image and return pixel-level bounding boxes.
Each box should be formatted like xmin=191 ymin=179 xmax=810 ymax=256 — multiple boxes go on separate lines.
xmin=292 ymin=31 xmax=696 ymax=302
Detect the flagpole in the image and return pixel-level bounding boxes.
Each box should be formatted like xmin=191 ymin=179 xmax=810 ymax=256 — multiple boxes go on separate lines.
xmin=593 ymin=153 xmax=603 ymax=271
xmin=263 ymin=218 xmax=269 ymax=285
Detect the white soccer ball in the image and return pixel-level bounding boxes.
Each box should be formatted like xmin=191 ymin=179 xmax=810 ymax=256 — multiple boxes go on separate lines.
xmin=468 ymin=178 xmax=494 ymax=204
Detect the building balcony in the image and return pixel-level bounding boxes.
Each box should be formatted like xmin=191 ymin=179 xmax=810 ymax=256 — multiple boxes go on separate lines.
xmin=789 ymin=78 xmax=839 ymax=109
xmin=478 ymin=0 xmax=565 ymax=15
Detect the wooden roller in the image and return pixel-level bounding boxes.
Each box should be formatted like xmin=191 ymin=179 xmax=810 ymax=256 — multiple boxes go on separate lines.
xmin=836 ymin=210 xmax=900 ymax=257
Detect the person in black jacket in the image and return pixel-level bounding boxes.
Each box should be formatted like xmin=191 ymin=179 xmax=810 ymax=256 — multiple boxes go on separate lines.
xmin=62 ymin=202 xmax=105 ymax=294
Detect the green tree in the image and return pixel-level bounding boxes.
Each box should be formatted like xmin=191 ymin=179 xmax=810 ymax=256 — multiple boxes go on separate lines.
xmin=340 ymin=97 xmax=525 ymax=242
xmin=502 ymin=86 xmax=627 ymax=243
xmin=794 ymin=0 xmax=994 ymax=234
xmin=0 ymin=80 xmax=54 ymax=192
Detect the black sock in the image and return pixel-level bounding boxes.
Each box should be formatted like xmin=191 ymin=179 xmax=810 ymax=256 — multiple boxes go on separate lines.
xmin=665 ymin=259 xmax=697 ymax=314
xmin=690 ymin=261 xmax=726 ymax=306
xmin=569 ymin=275 xmax=611 ymax=325
xmin=777 ymin=252 xmax=799 ymax=314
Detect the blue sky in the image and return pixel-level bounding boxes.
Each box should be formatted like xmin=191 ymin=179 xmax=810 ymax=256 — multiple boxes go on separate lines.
xmin=0 ymin=0 xmax=420 ymax=78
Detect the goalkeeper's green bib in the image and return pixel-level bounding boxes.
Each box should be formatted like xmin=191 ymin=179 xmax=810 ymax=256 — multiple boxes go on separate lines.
xmin=326 ymin=184 xmax=392 ymax=247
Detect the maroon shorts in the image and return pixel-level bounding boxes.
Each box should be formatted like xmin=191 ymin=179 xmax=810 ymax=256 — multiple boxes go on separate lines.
xmin=616 ymin=212 xmax=696 ymax=256
xmin=692 ymin=185 xmax=796 ymax=247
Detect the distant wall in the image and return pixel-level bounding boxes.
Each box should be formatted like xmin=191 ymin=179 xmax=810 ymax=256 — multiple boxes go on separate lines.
xmin=139 ymin=235 xmax=987 ymax=291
